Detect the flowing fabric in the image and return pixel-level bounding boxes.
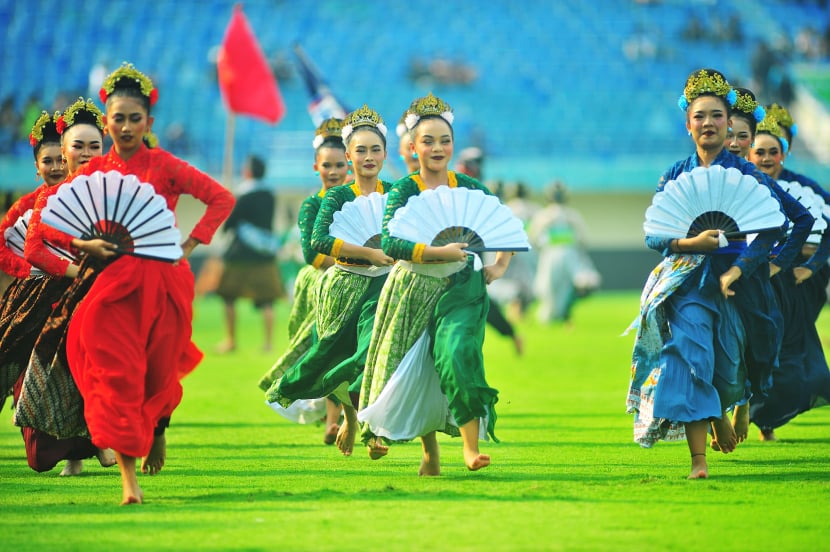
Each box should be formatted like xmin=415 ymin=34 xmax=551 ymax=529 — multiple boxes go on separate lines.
xmin=66 ymin=256 xmax=201 ymax=458
xmin=266 ymin=266 xmax=386 ymax=407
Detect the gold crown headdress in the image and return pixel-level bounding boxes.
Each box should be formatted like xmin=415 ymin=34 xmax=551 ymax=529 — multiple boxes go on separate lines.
xmin=99 ymin=62 xmax=158 ymax=106
xmin=56 ymin=97 xmax=105 ymax=135
xmin=733 ymin=89 xmax=765 ymax=123
xmin=341 ymin=104 xmax=387 ymax=142
xmin=404 ymin=92 xmax=454 ymax=130
xmin=29 ymin=110 xmax=61 ymax=147
xmin=678 ymin=69 xmax=736 ymax=111
xmin=756 ymin=113 xmax=789 ymax=154
xmin=312 ymin=117 xmax=344 ymax=149
xmin=766 ymin=103 xmax=797 ymax=137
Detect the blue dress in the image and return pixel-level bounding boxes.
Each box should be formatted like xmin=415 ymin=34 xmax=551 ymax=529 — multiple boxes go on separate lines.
xmin=627 ymin=149 xmax=794 ymax=447
xmin=750 ymin=168 xmax=830 ymax=430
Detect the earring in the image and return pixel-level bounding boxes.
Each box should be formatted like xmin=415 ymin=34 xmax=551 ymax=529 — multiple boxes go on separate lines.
xmin=314 ymin=170 xmax=319 ymax=176
xmin=35 ymin=172 xmax=40 ymax=182
xmin=412 ymin=152 xmax=418 ymax=159
xmin=728 ymin=127 xmax=733 ymax=132
xmin=347 ymin=160 xmax=352 ymax=165
xmin=687 ymin=130 xmax=691 ymax=136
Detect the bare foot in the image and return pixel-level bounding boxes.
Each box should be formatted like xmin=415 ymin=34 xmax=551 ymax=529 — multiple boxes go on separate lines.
xmin=462 ymin=447 xmax=491 ymax=471
xmin=335 ymin=408 xmax=357 ymax=456
xmin=59 ymin=459 xmax=83 ymax=476
xmin=141 ymin=434 xmax=166 ymax=475
xmin=760 ymin=428 xmax=777 ymax=441
xmin=324 ymin=423 xmax=339 ymax=445
xmin=710 ymin=413 xmax=738 ymax=454
xmin=215 ymin=341 xmax=236 ymax=354
xmin=687 ymin=454 xmax=709 ymax=480
xmin=116 ymin=452 xmax=144 ymax=505
xmin=367 ymin=438 xmax=389 ymax=460
xmin=97 ymin=448 xmax=117 ymax=467
xmin=418 ymin=432 xmax=440 ymax=476
xmin=709 ymin=437 xmax=721 ymax=451
xmin=732 ymin=403 xmax=749 ymax=443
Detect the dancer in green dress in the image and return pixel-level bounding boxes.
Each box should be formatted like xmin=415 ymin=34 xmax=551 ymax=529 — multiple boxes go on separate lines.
xmin=259 ymin=118 xmax=348 ymax=443
xmin=266 ymin=105 xmax=394 ymax=456
xmin=358 ymin=94 xmax=513 ymax=474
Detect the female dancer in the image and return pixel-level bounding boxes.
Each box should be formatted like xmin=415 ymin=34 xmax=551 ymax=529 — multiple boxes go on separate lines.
xmin=266 ymin=105 xmax=393 ymax=456
xmin=258 ymin=118 xmax=348 ymax=443
xmin=60 ymin=63 xmax=234 ymax=504
xmin=0 ymin=111 xmax=67 ymax=412
xmin=358 ymin=93 xmax=512 ymax=474
xmin=627 ymin=68 xmax=811 ymax=479
xmin=747 ymin=112 xmax=830 ymax=440
xmin=10 ymin=102 xmax=112 ymax=475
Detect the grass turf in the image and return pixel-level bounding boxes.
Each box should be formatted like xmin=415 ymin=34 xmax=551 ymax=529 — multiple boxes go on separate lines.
xmin=1 ymin=291 xmax=828 ymax=551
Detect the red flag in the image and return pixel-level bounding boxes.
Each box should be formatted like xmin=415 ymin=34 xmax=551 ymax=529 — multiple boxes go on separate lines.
xmin=217 ymin=4 xmax=285 ymax=124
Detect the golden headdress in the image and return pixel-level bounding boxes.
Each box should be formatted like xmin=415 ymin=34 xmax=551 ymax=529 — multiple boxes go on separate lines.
xmin=29 ymin=111 xmax=61 ymax=148
xmin=404 ymin=92 xmax=454 ymax=130
xmin=99 ymin=62 xmax=158 ymax=106
xmin=766 ymin=103 xmax=796 ymax=137
xmin=312 ymin=117 xmax=344 ymax=149
xmin=732 ymin=88 xmax=765 ymax=123
xmin=341 ymin=104 xmax=387 ymax=142
xmin=756 ymin=113 xmax=789 ymax=154
xmin=56 ymin=97 xmax=104 ymax=135
xmin=678 ymin=69 xmax=736 ymax=111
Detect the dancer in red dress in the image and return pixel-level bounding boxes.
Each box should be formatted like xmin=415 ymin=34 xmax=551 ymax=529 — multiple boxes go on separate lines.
xmin=61 ymin=63 xmax=234 ymax=504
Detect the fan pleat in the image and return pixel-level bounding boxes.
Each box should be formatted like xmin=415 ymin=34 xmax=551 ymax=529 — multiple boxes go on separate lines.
xmin=329 ymin=192 xmax=387 ymax=248
xmin=778 ymin=180 xmax=828 ymax=242
xmin=41 ymin=170 xmax=182 ymax=262
xmin=644 ymin=166 xmax=786 ymax=239
xmin=388 ymin=186 xmax=530 ymax=252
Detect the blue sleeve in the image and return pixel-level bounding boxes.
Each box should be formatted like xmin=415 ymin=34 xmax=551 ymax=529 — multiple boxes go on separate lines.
xmin=733 ymin=229 xmax=777 ymax=276
xmin=645 ymin=235 xmax=674 ymax=256
xmin=802 ymin=215 xmax=830 ymax=273
xmin=767 ymin=178 xmax=814 ymax=270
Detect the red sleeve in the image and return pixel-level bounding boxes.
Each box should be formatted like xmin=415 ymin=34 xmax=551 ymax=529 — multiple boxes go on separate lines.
xmin=0 ymin=189 xmax=41 ymax=278
xmin=166 ymin=154 xmax=235 ymax=244
xmin=24 ymin=184 xmax=76 ymax=277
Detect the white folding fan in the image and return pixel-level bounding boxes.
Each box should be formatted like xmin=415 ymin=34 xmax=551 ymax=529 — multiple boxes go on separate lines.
xmin=329 ymin=192 xmax=387 ymax=249
xmin=3 ymin=209 xmax=76 ymax=262
xmin=40 ymin=170 xmax=183 ymax=262
xmin=387 ymin=186 xmax=530 ymax=252
xmin=777 ymin=180 xmax=828 ymax=244
xmin=644 ymin=166 xmax=786 ymax=242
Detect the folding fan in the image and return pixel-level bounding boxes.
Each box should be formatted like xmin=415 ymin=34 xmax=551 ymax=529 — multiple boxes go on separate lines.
xmin=329 ymin=192 xmax=387 ymax=248
xmin=388 ymin=186 xmax=530 ymax=252
xmin=644 ymin=166 xmax=786 ymax=241
xmin=777 ymin=180 xmax=828 ymax=244
xmin=40 ymin=170 xmax=183 ymax=262
xmin=3 ymin=209 xmax=76 ymax=262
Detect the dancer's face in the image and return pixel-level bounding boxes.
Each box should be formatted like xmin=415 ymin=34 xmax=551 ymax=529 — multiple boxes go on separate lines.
xmin=347 ymin=129 xmax=386 ymax=180
xmin=104 ymin=96 xmax=153 ymax=159
xmin=748 ymin=133 xmax=784 ymax=179
xmin=686 ymin=95 xmax=730 ymax=152
xmin=412 ymin=117 xmax=453 ymax=174
xmin=35 ymin=143 xmax=66 ymax=185
xmin=314 ymin=146 xmax=349 ymax=190
xmin=726 ymin=117 xmax=753 ymax=159
xmin=62 ymin=124 xmax=103 ymax=175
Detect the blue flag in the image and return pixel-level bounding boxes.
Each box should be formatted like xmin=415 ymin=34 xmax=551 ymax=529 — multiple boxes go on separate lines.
xmin=292 ymin=43 xmax=349 ymax=126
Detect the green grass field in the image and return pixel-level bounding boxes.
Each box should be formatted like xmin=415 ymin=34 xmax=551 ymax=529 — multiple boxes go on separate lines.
xmin=1 ymin=292 xmax=829 ymax=551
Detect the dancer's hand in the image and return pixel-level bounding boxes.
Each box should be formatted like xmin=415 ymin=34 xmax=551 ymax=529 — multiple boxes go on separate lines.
xmin=483 ymin=262 xmax=507 ymax=284
xmin=74 ymin=238 xmax=118 ymax=260
xmin=793 ymin=266 xmax=813 ymax=284
xmin=366 ymin=248 xmax=394 ymax=267
xmin=431 ymin=243 xmax=468 ymax=262
xmin=720 ymin=265 xmax=742 ymax=297
xmin=769 ymin=262 xmax=782 ymax=278
xmin=686 ymin=230 xmax=722 ymax=252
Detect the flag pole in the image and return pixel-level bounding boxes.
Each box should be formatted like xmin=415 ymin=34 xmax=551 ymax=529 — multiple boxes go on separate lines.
xmin=222 ymin=112 xmax=236 ymax=188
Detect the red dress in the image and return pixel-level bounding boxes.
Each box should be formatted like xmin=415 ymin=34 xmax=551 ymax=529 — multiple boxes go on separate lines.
xmin=65 ymin=145 xmax=234 ymax=457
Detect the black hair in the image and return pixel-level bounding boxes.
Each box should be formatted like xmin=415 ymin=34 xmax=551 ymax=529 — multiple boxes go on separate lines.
xmin=106 ymin=78 xmax=152 ymax=114
xmin=345 ymin=126 xmax=387 ymax=150
xmin=247 ymin=155 xmax=266 ymax=179
xmin=408 ymin=114 xmax=454 ymax=141
xmin=731 ymin=87 xmax=759 ymax=136
xmin=33 ymin=120 xmax=61 ymax=160
xmin=64 ymin=109 xmax=105 ymax=140
xmin=314 ymin=136 xmax=346 ymax=161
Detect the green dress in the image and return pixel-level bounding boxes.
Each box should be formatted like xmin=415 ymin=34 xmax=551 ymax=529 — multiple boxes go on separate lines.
xmin=258 ymin=189 xmax=328 ymax=391
xmin=266 ymin=181 xmax=391 ymax=406
xmin=358 ymin=171 xmax=499 ymax=444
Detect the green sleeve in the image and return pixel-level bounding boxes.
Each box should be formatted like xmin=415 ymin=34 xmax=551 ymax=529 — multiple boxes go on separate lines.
xmin=298 ymin=195 xmax=323 ymax=266
xmin=311 ymin=185 xmax=355 ymax=256
xmin=381 ymin=177 xmax=421 ymax=260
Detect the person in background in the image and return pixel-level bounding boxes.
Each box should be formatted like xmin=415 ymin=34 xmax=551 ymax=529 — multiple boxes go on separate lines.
xmin=216 ymin=155 xmax=284 ymax=353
